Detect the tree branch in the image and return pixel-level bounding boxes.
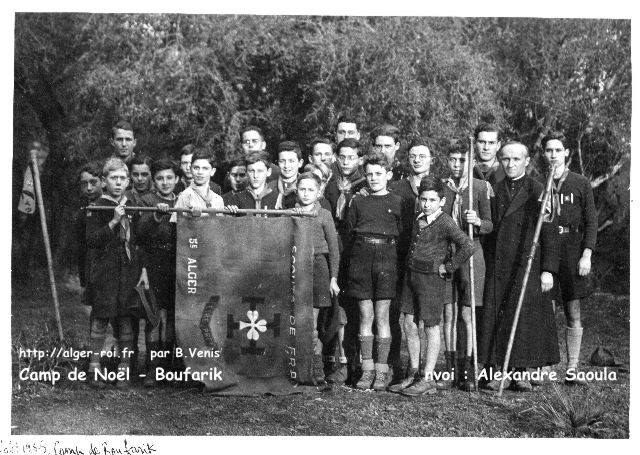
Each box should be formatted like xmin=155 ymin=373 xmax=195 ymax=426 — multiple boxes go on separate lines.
xmin=591 ymin=156 xmax=628 ymax=188
xmin=598 ymin=218 xmax=614 ymax=232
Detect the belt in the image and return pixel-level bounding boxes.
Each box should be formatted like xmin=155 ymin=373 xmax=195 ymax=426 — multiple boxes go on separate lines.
xmin=355 ymin=234 xmax=396 ymax=245
xmin=558 ymin=225 xmax=580 ymax=235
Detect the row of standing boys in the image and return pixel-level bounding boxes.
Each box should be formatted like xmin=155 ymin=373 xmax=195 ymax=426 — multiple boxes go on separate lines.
xmin=76 ymin=118 xmax=597 ymax=393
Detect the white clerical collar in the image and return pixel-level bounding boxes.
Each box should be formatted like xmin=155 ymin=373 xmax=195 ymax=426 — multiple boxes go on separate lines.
xmin=509 ymin=172 xmax=526 ymax=181
xmin=417 ymin=208 xmax=442 ymax=225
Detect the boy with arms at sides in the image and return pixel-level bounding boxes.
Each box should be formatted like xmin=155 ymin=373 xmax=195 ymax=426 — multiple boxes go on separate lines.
xmin=240 ymin=125 xmax=280 ymax=182
xmin=125 ymin=155 xmax=154 ymax=206
xmin=171 ymin=149 xmax=224 ymax=222
xmin=274 ymin=141 xmax=304 ymax=209
xmin=472 ymin=123 xmax=504 ymax=185
xmin=440 ymin=143 xmax=493 ymax=391
xmin=390 ymin=176 xmax=473 ymax=396
xmin=75 ymin=161 xmax=103 ymax=301
xmin=538 ymin=131 xmax=597 ymax=386
xmin=222 ymin=158 xmax=248 ymax=203
xmin=85 ymin=158 xmax=148 ymax=388
xmin=345 ymin=152 xmax=404 ymax=390
xmin=292 ymin=172 xmax=341 ymax=384
xmin=175 ymin=144 xmax=222 ymax=196
xmin=225 ymin=151 xmax=280 ymax=215
xmin=135 ymin=158 xmax=179 ymax=386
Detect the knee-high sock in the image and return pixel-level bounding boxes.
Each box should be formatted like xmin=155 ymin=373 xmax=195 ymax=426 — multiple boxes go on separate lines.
xmin=566 ymin=326 xmax=583 ymax=369
xmin=375 ymin=336 xmax=391 ymax=372
xmin=359 ymin=335 xmax=374 ymax=370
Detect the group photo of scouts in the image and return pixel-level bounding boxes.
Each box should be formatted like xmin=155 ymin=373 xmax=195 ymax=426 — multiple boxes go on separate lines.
xmin=18 ymin=116 xmax=596 ymax=396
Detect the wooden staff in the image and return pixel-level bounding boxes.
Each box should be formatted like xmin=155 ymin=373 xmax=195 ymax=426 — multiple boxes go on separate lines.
xmin=30 ymin=149 xmax=64 ymax=341
xmin=85 ymin=206 xmax=317 ymax=217
xmin=497 ymin=164 xmax=556 ymax=396
xmin=467 ymin=137 xmax=478 ymax=391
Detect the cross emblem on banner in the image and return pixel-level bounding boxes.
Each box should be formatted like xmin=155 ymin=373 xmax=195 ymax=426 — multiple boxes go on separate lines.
xmin=227 ymin=297 xmax=281 ymax=355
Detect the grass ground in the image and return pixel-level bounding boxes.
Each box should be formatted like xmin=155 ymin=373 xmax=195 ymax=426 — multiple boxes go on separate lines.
xmin=10 ymin=269 xmax=629 ymax=437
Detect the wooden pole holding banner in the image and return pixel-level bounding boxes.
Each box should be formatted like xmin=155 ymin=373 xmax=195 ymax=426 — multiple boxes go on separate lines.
xmin=497 ymin=164 xmax=556 ymax=396
xmin=30 ymin=149 xmax=64 ymax=342
xmin=467 ymin=137 xmax=478 ymax=392
xmin=85 ymin=206 xmax=317 ymax=217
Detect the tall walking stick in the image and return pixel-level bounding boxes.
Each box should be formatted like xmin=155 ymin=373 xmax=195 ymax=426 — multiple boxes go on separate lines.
xmin=467 ymin=137 xmax=478 ymax=391
xmin=497 ymin=164 xmax=556 ymax=396
xmin=30 ymin=149 xmax=64 ymax=341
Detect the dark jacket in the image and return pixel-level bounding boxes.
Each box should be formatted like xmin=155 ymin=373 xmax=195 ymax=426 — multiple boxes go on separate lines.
xmin=479 ymin=175 xmax=561 ymax=368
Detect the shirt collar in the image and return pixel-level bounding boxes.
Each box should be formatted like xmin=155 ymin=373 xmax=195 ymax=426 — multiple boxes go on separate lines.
xmin=417 ymin=208 xmax=442 ymax=225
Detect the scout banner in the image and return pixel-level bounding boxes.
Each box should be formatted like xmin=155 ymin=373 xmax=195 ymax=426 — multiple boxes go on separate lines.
xmin=175 ymin=215 xmax=316 ymax=395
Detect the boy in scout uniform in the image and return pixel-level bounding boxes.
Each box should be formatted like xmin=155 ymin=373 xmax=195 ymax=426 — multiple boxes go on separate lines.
xmin=539 ymin=131 xmax=597 ymax=385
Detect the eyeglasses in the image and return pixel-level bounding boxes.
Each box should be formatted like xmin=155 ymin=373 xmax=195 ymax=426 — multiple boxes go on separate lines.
xmin=409 ymin=154 xmax=430 ymax=161
xmin=337 ymin=155 xmax=358 ymax=162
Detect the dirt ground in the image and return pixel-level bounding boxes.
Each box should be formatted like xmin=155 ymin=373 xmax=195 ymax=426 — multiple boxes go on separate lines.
xmin=10 ymin=269 xmax=630 ymax=438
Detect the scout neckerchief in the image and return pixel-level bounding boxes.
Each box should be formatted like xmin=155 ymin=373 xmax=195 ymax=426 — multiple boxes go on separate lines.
xmin=102 ymin=194 xmax=131 ymax=261
xmin=335 ymin=168 xmax=366 ymax=220
xmin=189 ymin=183 xmax=214 ymax=208
xmin=248 ymin=185 xmax=273 ymax=210
xmin=408 ymin=174 xmax=425 ymax=214
xmin=153 ymin=189 xmax=176 ymax=204
xmin=446 ymin=176 xmax=469 ymax=228
xmin=275 ymin=177 xmax=297 ymax=210
xmin=550 ymin=167 xmax=570 ymax=216
xmin=294 ymin=201 xmax=320 ymax=215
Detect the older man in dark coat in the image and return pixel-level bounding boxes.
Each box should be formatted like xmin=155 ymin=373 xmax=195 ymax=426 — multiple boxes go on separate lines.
xmin=479 ymin=141 xmax=560 ymax=392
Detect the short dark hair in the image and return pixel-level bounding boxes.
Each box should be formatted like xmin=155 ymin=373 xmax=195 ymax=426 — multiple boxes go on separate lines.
xmin=371 ymin=124 xmax=401 ymax=144
xmin=336 ymin=114 xmax=359 ymax=127
xmin=191 ymin=149 xmax=217 ymax=167
xmin=408 ymin=136 xmax=432 ymax=152
xmin=77 ymin=160 xmax=103 ymax=183
xmin=151 ymin=158 xmax=178 ymax=177
xmin=240 ymin=125 xmax=265 ymax=141
xmin=336 ymin=138 xmax=361 ymax=156
xmin=112 ymin=120 xmax=134 ymax=138
xmin=297 ymin=171 xmax=322 ymax=188
xmin=278 ymin=141 xmax=302 ymax=160
xmin=541 ymin=131 xmax=567 ymax=150
xmin=498 ymin=140 xmax=529 ymax=158
xmin=418 ymin=175 xmax=444 ymax=197
xmin=446 ymin=139 xmax=468 ymax=156
xmin=180 ymin=144 xmax=195 ymax=157
xmin=473 ymin=123 xmax=501 ymax=141
xmin=363 ymin=151 xmax=391 ymax=172
xmin=310 ymin=137 xmax=335 ymax=153
xmin=225 ymin=158 xmax=246 ymax=172
xmin=129 ymin=155 xmax=153 ymax=169
xmin=244 ymin=150 xmax=271 ymax=169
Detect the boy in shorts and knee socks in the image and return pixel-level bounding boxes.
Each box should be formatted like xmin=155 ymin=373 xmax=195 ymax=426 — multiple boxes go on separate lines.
xmin=345 ymin=152 xmax=404 ymax=390
xmin=390 ymin=176 xmax=473 ymax=396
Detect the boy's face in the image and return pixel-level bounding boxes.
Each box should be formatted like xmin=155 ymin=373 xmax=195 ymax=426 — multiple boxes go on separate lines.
xmin=247 ymin=161 xmax=271 ymax=189
xmin=474 ymin=131 xmax=500 ymax=164
xmin=336 ymin=122 xmax=360 ymax=143
xmin=408 ymin=145 xmax=431 ymax=175
xmin=500 ymin=144 xmax=530 ymax=179
xmin=241 ymin=130 xmax=266 ymax=154
xmin=111 ymin=128 xmax=136 ymax=160
xmin=79 ymin=171 xmax=102 ymax=201
xmin=543 ymin=139 xmax=569 ymax=169
xmin=153 ymin=169 xmax=177 ymax=197
xmin=191 ymin=159 xmax=216 ymax=187
xmin=131 ymin=164 xmax=152 ymax=193
xmin=447 ymin=152 xmax=469 ymax=179
xmin=373 ymin=135 xmax=399 ymax=163
xmin=309 ymin=143 xmax=335 ymax=165
xmin=337 ymin=147 xmax=360 ymax=176
xmin=102 ymin=168 xmax=129 ymax=198
xmin=365 ymin=163 xmax=392 ymax=193
xmin=278 ymin=150 xmax=303 ymax=180
xmin=180 ymin=153 xmax=193 ymax=179
xmin=297 ymin=178 xmax=320 ymax=207
xmin=419 ymin=190 xmax=445 ymax=216
xmin=228 ymin=165 xmax=247 ymax=192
